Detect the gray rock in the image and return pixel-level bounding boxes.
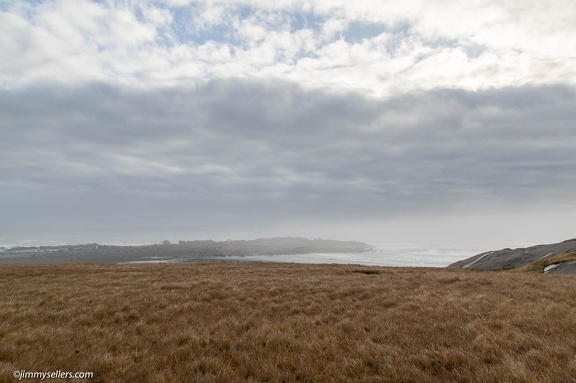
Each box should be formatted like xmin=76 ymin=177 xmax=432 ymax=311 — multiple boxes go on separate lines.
xmin=546 ymin=261 xmax=576 ymax=275
xmin=450 ymin=238 xmax=576 ymax=272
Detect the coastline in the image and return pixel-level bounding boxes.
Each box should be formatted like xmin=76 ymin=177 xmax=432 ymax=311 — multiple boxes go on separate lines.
xmin=0 ymin=244 xmax=479 ymax=267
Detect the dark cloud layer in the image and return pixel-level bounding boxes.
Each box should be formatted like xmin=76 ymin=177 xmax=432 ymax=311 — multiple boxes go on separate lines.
xmin=1 ymin=80 xmax=575 ymax=239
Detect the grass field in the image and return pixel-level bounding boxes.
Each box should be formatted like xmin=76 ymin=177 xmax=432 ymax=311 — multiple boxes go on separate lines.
xmin=1 ymin=263 xmax=575 ymax=382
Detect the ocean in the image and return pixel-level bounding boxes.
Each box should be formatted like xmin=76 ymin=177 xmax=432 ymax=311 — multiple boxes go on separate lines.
xmin=217 ymin=243 xmax=488 ymax=267
xmin=0 ymin=237 xmax=506 ymax=267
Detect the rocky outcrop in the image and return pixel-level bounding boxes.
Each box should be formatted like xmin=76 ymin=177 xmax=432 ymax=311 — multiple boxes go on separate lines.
xmin=450 ymin=238 xmax=576 ymax=274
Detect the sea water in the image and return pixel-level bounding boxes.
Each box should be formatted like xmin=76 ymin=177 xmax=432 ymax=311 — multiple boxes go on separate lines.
xmin=0 ymin=237 xmax=496 ymax=267
xmin=223 ymin=243 xmax=488 ymax=267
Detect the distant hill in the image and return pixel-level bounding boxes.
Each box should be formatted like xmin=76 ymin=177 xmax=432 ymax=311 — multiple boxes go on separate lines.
xmin=176 ymin=237 xmax=372 ymax=256
xmin=0 ymin=237 xmax=372 ymax=264
xmin=450 ymin=238 xmax=576 ymax=274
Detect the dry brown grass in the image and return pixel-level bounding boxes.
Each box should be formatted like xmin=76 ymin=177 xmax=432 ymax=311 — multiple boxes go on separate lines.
xmin=517 ymin=251 xmax=576 ymax=273
xmin=1 ymin=263 xmax=576 ymax=383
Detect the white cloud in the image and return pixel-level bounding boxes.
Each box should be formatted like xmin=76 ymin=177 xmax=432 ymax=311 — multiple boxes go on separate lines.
xmin=35 ymin=0 xmax=156 ymax=48
xmin=3 ymin=0 xmax=576 ymax=247
xmin=141 ymin=5 xmax=173 ymax=27
xmin=1 ymin=0 xmax=575 ymax=93
xmin=0 ymin=0 xmax=161 ymax=87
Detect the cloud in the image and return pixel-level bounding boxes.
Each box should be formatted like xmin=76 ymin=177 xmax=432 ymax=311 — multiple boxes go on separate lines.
xmin=1 ymin=80 xmax=575 ymax=235
xmin=1 ymin=0 xmax=575 ymax=94
xmin=2 ymin=1 xmax=575 ymax=244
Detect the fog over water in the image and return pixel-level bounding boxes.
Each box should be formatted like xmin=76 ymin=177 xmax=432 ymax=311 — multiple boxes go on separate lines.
xmin=0 ymin=231 xmax=541 ymax=268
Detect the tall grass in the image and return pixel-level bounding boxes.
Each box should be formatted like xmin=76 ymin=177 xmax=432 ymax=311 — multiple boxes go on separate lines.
xmin=1 ymin=263 xmax=575 ymax=382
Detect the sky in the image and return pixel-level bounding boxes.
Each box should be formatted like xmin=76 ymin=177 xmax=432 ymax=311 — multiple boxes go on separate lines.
xmin=1 ymin=0 xmax=575 ymax=249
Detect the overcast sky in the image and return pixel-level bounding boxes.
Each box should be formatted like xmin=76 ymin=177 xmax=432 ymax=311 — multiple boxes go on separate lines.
xmin=1 ymin=0 xmax=575 ymax=248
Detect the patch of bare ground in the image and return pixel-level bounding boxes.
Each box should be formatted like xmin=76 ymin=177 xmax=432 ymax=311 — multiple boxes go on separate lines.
xmin=1 ymin=263 xmax=575 ymax=382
